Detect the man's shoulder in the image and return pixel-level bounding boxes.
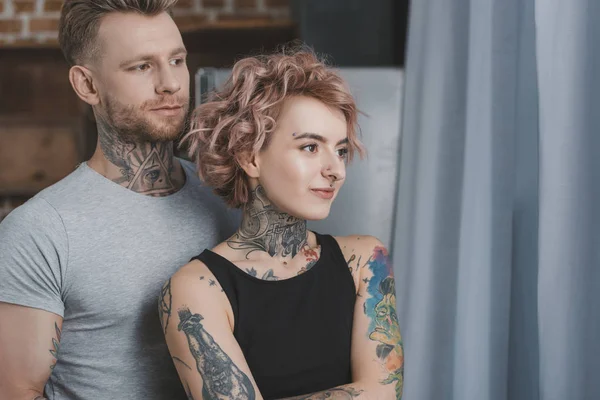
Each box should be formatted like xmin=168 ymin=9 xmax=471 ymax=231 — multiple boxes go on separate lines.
xmin=1 ymin=163 xmax=99 ymax=233
xmin=1 ymin=195 xmax=62 ymax=231
xmin=178 ymin=157 xmax=205 ymax=190
xmin=33 ymin=163 xmax=92 ymax=208
xmin=178 ymin=158 xmax=232 ymax=211
xmin=178 ymin=157 xmax=209 ymax=196
xmin=178 ymin=157 xmax=197 ymax=176
xmin=0 ymin=194 xmax=69 ymax=284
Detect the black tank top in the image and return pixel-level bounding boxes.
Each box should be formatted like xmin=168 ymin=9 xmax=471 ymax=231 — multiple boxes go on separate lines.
xmin=192 ymin=232 xmax=356 ymax=399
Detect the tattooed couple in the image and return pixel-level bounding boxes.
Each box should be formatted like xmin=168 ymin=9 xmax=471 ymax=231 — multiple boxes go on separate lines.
xmin=0 ymin=1 xmax=402 ymax=400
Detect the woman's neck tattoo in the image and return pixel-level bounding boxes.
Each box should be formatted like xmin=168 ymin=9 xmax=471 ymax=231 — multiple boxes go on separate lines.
xmin=227 ymin=185 xmax=308 ymax=259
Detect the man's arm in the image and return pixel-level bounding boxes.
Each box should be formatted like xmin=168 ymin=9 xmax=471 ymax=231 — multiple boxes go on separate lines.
xmin=277 ymin=236 xmax=403 ymax=400
xmin=0 ymin=303 xmax=63 ymax=400
xmin=0 ymin=199 xmax=68 ymax=400
xmin=161 ymin=262 xmax=263 ymax=400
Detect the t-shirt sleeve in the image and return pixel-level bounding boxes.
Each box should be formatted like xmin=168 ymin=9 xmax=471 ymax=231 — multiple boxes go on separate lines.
xmin=0 ymin=197 xmax=68 ymax=317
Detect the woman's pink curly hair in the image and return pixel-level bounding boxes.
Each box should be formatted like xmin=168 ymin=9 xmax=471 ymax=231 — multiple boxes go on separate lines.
xmin=181 ymin=46 xmax=365 ymax=208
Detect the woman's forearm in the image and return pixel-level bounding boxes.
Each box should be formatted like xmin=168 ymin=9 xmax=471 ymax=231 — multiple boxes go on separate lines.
xmin=278 ymin=381 xmax=396 ymax=400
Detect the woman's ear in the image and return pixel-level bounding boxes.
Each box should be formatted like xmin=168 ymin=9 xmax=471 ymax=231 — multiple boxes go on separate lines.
xmin=237 ymin=151 xmax=260 ymax=179
xmin=69 ymin=65 xmax=100 ymax=106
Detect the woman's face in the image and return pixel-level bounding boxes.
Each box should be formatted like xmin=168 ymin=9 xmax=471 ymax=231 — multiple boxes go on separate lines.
xmin=253 ymin=96 xmax=349 ymax=220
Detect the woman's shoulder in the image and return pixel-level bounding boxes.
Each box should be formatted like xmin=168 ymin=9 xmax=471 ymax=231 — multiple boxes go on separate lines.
xmin=167 ymin=257 xmax=234 ymax=326
xmin=171 ymin=256 xmax=209 ymax=280
xmin=332 ymin=234 xmax=387 ymax=260
xmin=169 ymin=257 xmax=224 ymax=300
xmin=329 ymin=234 xmax=388 ymax=292
xmin=162 ymin=258 xmax=235 ymax=334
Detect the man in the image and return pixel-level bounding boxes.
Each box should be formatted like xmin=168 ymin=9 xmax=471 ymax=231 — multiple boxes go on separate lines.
xmin=0 ymin=1 xmax=236 ymax=399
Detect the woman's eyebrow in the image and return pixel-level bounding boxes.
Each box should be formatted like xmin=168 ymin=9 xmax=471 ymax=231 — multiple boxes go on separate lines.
xmin=293 ymin=132 xmax=349 ymax=146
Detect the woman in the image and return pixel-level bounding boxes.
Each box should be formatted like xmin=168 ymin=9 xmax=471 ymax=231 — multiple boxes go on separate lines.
xmin=159 ymin=48 xmax=404 ymax=400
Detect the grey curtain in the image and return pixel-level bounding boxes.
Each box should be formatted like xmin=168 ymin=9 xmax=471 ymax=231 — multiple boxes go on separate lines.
xmin=392 ymin=1 xmax=600 ymax=399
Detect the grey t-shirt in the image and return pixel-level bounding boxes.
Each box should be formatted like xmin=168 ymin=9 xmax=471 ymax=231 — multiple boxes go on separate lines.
xmin=0 ymin=159 xmax=238 ymax=399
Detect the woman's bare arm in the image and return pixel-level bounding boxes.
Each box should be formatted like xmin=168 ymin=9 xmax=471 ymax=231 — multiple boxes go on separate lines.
xmin=160 ymin=262 xmax=264 ymax=400
xmin=277 ymin=235 xmax=404 ymax=400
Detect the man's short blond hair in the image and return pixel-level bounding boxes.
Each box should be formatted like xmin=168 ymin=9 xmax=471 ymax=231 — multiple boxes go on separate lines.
xmin=58 ymin=0 xmax=178 ymax=66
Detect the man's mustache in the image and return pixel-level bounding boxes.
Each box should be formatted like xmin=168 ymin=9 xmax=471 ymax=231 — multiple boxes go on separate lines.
xmin=143 ymin=97 xmax=189 ymax=110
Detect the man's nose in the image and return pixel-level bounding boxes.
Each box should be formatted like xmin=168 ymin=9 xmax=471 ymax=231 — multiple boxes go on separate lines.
xmin=156 ymin=65 xmax=181 ymax=95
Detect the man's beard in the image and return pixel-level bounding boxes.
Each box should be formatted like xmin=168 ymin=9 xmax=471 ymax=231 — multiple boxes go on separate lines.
xmin=99 ymin=93 xmax=190 ymax=143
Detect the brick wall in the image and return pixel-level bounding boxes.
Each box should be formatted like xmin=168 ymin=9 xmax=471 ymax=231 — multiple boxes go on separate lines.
xmin=0 ymin=0 xmax=290 ymax=47
xmin=0 ymin=0 xmax=291 ymax=219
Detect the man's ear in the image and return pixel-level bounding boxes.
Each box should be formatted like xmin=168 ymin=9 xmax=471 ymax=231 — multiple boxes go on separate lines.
xmin=237 ymin=151 xmax=260 ymax=179
xmin=69 ymin=65 xmax=100 ymax=106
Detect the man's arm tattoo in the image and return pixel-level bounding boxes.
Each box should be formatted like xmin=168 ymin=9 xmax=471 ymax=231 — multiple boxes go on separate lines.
xmin=159 ymin=279 xmax=172 ymax=335
xmin=49 ymin=322 xmax=61 ymax=371
xmin=364 ymin=246 xmax=404 ymax=399
xmin=178 ymin=307 xmax=255 ymax=399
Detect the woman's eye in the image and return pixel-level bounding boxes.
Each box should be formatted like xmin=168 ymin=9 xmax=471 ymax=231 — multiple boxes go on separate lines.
xmin=337 ymin=148 xmax=349 ymax=158
xmin=302 ymin=144 xmax=318 ymax=153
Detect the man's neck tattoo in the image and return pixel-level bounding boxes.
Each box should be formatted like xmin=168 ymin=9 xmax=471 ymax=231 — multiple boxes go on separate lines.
xmin=97 ymin=119 xmax=184 ymax=197
xmin=227 ymin=185 xmax=308 ymax=259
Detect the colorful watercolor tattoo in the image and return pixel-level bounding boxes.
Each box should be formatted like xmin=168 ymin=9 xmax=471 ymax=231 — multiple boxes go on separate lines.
xmin=364 ymin=246 xmax=404 ymax=399
xmin=298 ymin=246 xmax=320 ymax=275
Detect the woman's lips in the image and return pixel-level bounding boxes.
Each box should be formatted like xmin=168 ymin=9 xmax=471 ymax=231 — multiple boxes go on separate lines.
xmin=311 ymin=188 xmax=335 ymax=200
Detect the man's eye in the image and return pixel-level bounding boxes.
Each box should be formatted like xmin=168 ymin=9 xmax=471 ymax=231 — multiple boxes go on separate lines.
xmin=170 ymin=58 xmax=185 ymax=66
xmin=134 ymin=63 xmax=151 ymax=72
xmin=302 ymin=144 xmax=318 ymax=153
